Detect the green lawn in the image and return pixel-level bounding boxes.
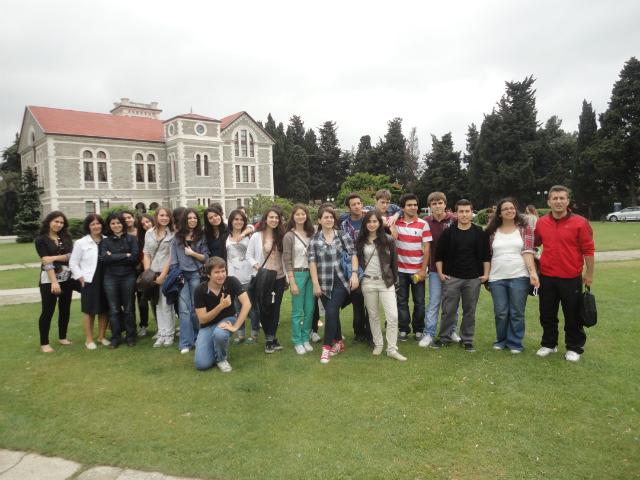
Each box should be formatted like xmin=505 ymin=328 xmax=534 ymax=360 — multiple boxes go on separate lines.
xmin=591 ymin=222 xmax=640 ymax=251
xmin=0 ymin=242 xmax=41 ymax=265
xmin=0 ymin=260 xmax=638 ymax=479
xmin=0 ymin=267 xmax=39 ymax=290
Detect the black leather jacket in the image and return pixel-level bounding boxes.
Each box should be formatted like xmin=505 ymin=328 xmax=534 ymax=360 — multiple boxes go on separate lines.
xmin=101 ymin=233 xmax=139 ymax=276
xmin=357 ymin=234 xmax=399 ymax=290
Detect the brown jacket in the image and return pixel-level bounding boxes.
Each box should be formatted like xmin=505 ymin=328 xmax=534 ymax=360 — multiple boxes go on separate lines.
xmin=357 ymin=233 xmax=399 ymax=290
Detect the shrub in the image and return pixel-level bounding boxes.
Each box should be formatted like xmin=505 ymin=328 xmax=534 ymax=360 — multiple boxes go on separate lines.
xmin=537 ymin=208 xmax=551 ymax=217
xmin=474 ymin=211 xmax=489 ymax=225
xmin=68 ymin=218 xmax=84 ymax=239
xmin=100 ymin=204 xmax=136 ymax=221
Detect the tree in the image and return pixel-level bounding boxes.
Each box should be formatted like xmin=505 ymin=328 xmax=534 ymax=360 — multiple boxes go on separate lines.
xmin=352 ymin=135 xmax=374 ymax=173
xmin=572 ymin=101 xmax=602 ymax=219
xmin=247 ymin=194 xmax=294 ymax=219
xmin=14 ymin=168 xmax=42 ymax=243
xmin=273 ymin=122 xmax=290 ymax=198
xmin=415 ymin=133 xmax=468 ymax=209
xmin=310 ymin=121 xmax=347 ymax=201
xmin=288 ymin=115 xmax=306 ymax=148
xmin=372 ymin=118 xmax=406 ymax=184
xmin=598 ymin=57 xmax=640 ymax=206
xmin=1 ymin=133 xmax=21 ymax=173
xmin=335 ymin=173 xmax=402 ymax=207
xmin=287 ymin=145 xmax=310 ymax=204
xmin=0 ymin=170 xmax=19 ymax=235
xmin=532 ymin=116 xmax=575 ymax=193
xmin=403 ymin=127 xmax=422 ymax=187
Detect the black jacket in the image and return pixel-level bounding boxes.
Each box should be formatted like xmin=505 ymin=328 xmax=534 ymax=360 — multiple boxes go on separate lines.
xmin=434 ymin=223 xmax=491 ymax=277
xmin=357 ymin=234 xmax=399 ymax=290
xmin=101 ymin=233 xmax=139 ymax=276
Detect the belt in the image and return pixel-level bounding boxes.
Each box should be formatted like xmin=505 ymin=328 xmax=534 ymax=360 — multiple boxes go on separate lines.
xmin=293 ymin=267 xmax=309 ymax=272
xmin=363 ymin=274 xmax=382 ymax=281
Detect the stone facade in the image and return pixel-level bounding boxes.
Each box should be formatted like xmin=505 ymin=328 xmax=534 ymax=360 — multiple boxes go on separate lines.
xmin=17 ymin=104 xmax=275 ymax=219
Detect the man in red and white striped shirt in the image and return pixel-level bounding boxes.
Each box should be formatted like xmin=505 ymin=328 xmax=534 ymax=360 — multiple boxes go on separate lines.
xmin=394 ymin=194 xmax=432 ymax=342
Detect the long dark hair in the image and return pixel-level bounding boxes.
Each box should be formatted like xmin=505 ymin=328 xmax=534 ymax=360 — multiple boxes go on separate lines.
xmin=287 ymin=204 xmax=315 ymax=237
xmin=256 ymin=207 xmax=285 ymax=252
xmin=137 ymin=213 xmax=155 ymax=250
xmin=172 ymin=207 xmax=186 ymax=230
xmin=39 ymin=211 xmax=72 ymax=251
xmin=176 ymin=207 xmax=204 ymax=246
xmin=120 ymin=209 xmax=137 ymax=233
xmin=355 ymin=210 xmax=389 ymax=253
xmin=204 ymin=205 xmax=227 ymax=242
xmin=227 ymin=209 xmax=248 ymax=235
xmin=484 ymin=197 xmax=527 ymax=237
xmin=316 ymin=206 xmax=340 ymax=230
xmin=82 ymin=213 xmax=106 ymax=236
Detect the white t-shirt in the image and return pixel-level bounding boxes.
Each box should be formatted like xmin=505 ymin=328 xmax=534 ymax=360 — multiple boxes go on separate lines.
xmin=489 ymin=229 xmax=529 ymax=282
xmin=293 ymin=234 xmax=310 ymax=269
xmin=226 ymin=236 xmax=253 ymax=285
xmin=363 ymin=242 xmax=382 ymax=277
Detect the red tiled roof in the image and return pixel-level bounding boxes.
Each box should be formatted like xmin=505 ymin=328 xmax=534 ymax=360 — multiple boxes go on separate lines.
xmin=163 ymin=113 xmax=221 ymax=123
xmin=220 ymin=112 xmax=244 ymax=129
xmin=28 ymin=106 xmax=165 ymax=142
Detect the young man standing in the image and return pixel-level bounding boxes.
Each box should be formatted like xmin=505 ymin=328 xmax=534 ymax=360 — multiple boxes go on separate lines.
xmin=534 ymin=185 xmax=594 ymax=362
xmin=419 ymin=192 xmax=460 ymax=347
xmin=394 ymin=194 xmax=432 ymax=342
xmin=432 ymin=199 xmax=491 ymax=352
xmin=342 ymin=193 xmax=374 ymax=347
xmin=193 ymin=257 xmax=251 ymax=372
xmin=339 ymin=189 xmax=402 ymax=227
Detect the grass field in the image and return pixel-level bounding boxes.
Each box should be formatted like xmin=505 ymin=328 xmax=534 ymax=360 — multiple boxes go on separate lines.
xmin=0 ymin=260 xmax=638 ymax=479
xmin=591 ymin=222 xmax=640 ymax=252
xmin=0 ymin=243 xmax=41 ymax=265
xmin=0 ymin=267 xmax=39 ymax=290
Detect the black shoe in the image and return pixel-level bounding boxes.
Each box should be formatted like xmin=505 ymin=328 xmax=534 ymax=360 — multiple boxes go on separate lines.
xmin=272 ymin=340 xmax=283 ymax=350
xmin=368 ymin=339 xmax=376 ymax=349
xmin=429 ymin=339 xmax=451 ymax=349
xmin=127 ymin=340 xmax=136 ymax=347
xmin=398 ymin=332 xmax=408 ymax=342
xmin=265 ymin=341 xmax=274 ymax=354
xmin=352 ymin=335 xmax=365 ymax=344
xmin=461 ymin=342 xmax=476 ymax=353
xmin=415 ymin=332 xmax=424 ymax=342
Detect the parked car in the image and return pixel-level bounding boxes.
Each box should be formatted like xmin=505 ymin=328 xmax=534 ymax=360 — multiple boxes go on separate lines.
xmin=607 ymin=207 xmax=640 ymax=222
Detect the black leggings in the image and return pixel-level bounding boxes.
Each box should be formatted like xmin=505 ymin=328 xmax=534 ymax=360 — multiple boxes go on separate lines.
xmin=39 ymin=280 xmax=73 ymax=345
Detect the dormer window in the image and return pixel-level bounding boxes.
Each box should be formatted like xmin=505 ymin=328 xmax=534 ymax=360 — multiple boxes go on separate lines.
xmin=234 ymin=130 xmax=255 ymax=157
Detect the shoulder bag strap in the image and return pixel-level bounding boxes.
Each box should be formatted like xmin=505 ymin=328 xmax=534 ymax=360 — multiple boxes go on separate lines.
xmin=149 ymin=231 xmax=168 ymax=267
xmin=293 ymin=232 xmax=309 ymax=248
xmin=260 ymin=241 xmax=275 ymax=269
xmin=363 ymin=242 xmax=377 ymax=273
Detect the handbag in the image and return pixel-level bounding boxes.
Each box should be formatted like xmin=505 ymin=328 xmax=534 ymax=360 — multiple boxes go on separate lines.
xmin=578 ymin=286 xmax=597 ymax=328
xmin=136 ymin=233 xmax=168 ymax=293
xmin=248 ymin=242 xmax=275 ymax=292
xmin=337 ymin=231 xmax=364 ymax=283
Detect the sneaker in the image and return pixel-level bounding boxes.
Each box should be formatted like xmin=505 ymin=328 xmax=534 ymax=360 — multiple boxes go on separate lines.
xmin=493 ymin=345 xmax=504 ymax=350
xmin=372 ymin=346 xmax=383 ymax=355
xmin=320 ymin=347 xmax=331 ymax=363
xmin=388 ymin=351 xmax=407 ymax=361
xmin=303 ymin=342 xmax=313 ymax=352
xmin=398 ymin=332 xmax=408 ymax=342
xmin=310 ymin=332 xmax=322 ymax=343
xmin=152 ymin=332 xmax=160 ymax=340
xmin=244 ymin=337 xmax=258 ymax=346
xmin=461 ymin=343 xmax=476 ymax=353
xmin=565 ymin=351 xmax=581 ymax=362
xmin=330 ymin=341 xmax=344 ymax=356
xmin=353 ymin=335 xmax=365 ymax=344
xmin=99 ymin=338 xmax=111 ymax=346
xmin=536 ymin=347 xmax=558 ymax=357
xmin=272 ymin=340 xmax=283 ymax=351
xmin=418 ymin=334 xmax=433 ymax=348
xmin=180 ymin=348 xmax=190 ymax=354
xmin=163 ymin=336 xmax=174 ymax=347
xmin=451 ymin=332 xmax=461 ymax=343
xmin=295 ymin=345 xmax=306 ymax=355
xmin=265 ymin=341 xmax=274 ymax=354
xmin=217 ymin=360 xmax=233 ymax=372
xmin=510 ymin=349 xmax=522 ymax=354
xmin=430 ymin=339 xmax=451 ymax=349
xmin=85 ymin=342 xmax=97 ymax=350
xmin=415 ymin=332 xmax=424 ymax=342
xmin=232 ymin=337 xmax=245 ymax=346
xmin=153 ymin=337 xmax=165 ymax=348
xmin=138 ymin=326 xmax=147 ymax=337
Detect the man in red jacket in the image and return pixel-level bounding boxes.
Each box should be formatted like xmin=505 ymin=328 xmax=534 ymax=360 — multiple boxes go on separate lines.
xmin=534 ymin=185 xmax=594 ymax=362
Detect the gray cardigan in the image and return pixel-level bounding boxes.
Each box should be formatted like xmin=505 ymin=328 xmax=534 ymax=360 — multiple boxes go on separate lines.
xmin=283 ymin=230 xmax=311 ymax=273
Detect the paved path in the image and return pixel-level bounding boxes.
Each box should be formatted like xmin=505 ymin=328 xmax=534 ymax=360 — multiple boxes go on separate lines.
xmin=0 ymin=450 xmax=198 ymax=480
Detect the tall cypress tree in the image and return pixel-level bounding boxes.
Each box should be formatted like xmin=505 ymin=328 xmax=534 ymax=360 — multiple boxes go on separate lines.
xmin=310 ymin=121 xmax=345 ymax=201
xmin=572 ymin=100 xmax=602 ymax=219
xmin=377 ymin=118 xmax=406 ymax=184
xmin=288 ymin=115 xmax=306 ymax=148
xmin=1 ymin=133 xmax=21 ymax=173
xmin=287 ymin=145 xmax=310 ymax=204
xmin=353 ymin=135 xmax=373 ymax=173
xmin=14 ymin=167 xmax=42 ymax=243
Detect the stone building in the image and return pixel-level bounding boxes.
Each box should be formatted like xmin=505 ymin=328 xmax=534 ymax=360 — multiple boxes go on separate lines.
xmin=17 ymin=99 xmax=275 ymax=218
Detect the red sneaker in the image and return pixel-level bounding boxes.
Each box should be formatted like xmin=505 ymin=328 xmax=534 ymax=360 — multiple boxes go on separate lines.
xmin=320 ymin=347 xmax=331 ymax=363
xmin=330 ymin=340 xmax=344 ymax=356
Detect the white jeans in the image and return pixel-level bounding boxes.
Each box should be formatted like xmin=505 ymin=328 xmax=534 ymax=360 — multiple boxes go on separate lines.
xmin=361 ymin=278 xmax=399 ymax=354
xmin=156 ymin=292 xmax=175 ymax=337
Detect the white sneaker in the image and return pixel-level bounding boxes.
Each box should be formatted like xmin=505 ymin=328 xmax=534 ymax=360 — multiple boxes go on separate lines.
xmin=418 ymin=334 xmax=433 ymax=348
xmin=510 ymin=349 xmax=522 ymax=354
xmin=99 ymin=338 xmax=111 ymax=346
xmin=565 ymin=351 xmax=581 ymax=362
xmin=85 ymin=342 xmax=97 ymax=350
xmin=164 ymin=336 xmax=174 ymax=347
xmin=152 ymin=332 xmax=160 ymax=340
xmin=493 ymin=345 xmax=504 ymax=350
xmin=536 ymin=347 xmax=558 ymax=357
xmin=372 ymin=346 xmax=383 ymax=355
xmin=153 ymin=337 xmax=165 ymax=348
xmin=388 ymin=351 xmax=407 ymax=361
xmin=180 ymin=348 xmax=190 ymax=354
xmin=310 ymin=332 xmax=322 ymax=343
xmin=295 ymin=345 xmax=306 ymax=355
xmin=320 ymin=347 xmax=330 ymax=364
xmin=303 ymin=342 xmax=313 ymax=352
xmin=451 ymin=333 xmax=461 ymax=343
xmin=138 ymin=326 xmax=147 ymax=337
xmin=217 ymin=360 xmax=232 ymax=372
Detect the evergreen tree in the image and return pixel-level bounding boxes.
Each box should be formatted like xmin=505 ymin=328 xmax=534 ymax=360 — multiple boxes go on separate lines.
xmin=271 ymin=122 xmax=290 ymax=198
xmin=376 ymin=118 xmax=406 ymax=184
xmin=288 ymin=115 xmax=306 ymax=147
xmin=310 ymin=121 xmax=346 ymax=201
xmin=14 ymin=167 xmax=42 ymax=243
xmin=1 ymin=133 xmax=21 ymax=173
xmin=353 ymin=135 xmax=374 ymax=173
xmin=336 ymin=173 xmax=401 ymax=206
xmin=598 ymin=57 xmax=640 ymax=206
xmin=403 ymin=127 xmax=422 ymax=188
xmin=532 ymin=116 xmax=574 ymax=192
xmin=287 ymin=145 xmax=310 ymax=204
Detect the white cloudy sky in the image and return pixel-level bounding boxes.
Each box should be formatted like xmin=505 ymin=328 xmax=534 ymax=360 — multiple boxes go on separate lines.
xmin=1 ymin=0 xmax=638 ymax=157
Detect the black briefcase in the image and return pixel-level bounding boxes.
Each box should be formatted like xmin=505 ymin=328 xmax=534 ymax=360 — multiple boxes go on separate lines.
xmin=578 ymin=286 xmax=597 ymax=328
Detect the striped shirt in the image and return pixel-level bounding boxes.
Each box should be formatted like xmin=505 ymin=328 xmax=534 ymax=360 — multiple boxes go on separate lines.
xmin=394 ymin=216 xmax=433 ymax=273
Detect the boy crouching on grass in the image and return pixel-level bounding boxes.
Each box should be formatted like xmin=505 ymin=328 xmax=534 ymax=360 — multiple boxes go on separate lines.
xmin=194 ymin=257 xmax=251 ymax=372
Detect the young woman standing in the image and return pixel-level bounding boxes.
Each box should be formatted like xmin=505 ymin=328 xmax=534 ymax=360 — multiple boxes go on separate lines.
xmin=204 ymin=205 xmax=227 ymax=259
xmin=170 ymin=208 xmax=209 ymax=354
xmin=246 ymin=207 xmax=287 ymax=354
xmin=122 ymin=210 xmax=138 ymax=237
xmin=485 ymin=198 xmax=540 ymax=354
xmin=355 ymin=211 xmax=406 ymax=361
xmin=69 ymin=214 xmax=109 ymax=350
xmin=524 ymin=205 xmax=539 ymax=231
xmin=220 ymin=209 xmax=261 ymax=346
xmin=283 ymin=204 xmax=316 ymax=355
xmin=144 ymin=206 xmax=176 ymax=347
xmin=35 ymin=211 xmax=75 ymax=353
xmin=101 ymin=212 xmax=139 ymax=349
xmin=309 ymin=207 xmax=359 ymax=364
xmin=136 ymin=213 xmax=155 ymax=336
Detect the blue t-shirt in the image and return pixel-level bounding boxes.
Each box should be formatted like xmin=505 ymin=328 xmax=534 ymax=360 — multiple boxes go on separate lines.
xmin=350 ymin=218 xmax=363 ymax=237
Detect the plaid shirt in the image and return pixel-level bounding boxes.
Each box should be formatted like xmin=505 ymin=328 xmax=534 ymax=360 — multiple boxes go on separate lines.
xmin=489 ymin=224 xmax=535 ymax=256
xmin=341 ymin=217 xmax=359 ymax=243
xmin=308 ymin=229 xmax=357 ymax=298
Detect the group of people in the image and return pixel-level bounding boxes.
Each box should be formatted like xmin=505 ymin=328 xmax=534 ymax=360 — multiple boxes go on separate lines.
xmin=34 ymin=184 xmax=595 ymax=371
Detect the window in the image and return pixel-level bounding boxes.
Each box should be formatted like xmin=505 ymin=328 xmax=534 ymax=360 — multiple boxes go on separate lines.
xmin=237 ymin=198 xmax=242 ymax=207
xmin=241 ymin=130 xmax=247 ymax=157
xmin=83 ymin=150 xmax=93 ymax=158
xmin=234 ymin=133 xmax=239 ymax=156
xmin=99 ymin=200 xmax=109 ymax=211
xmin=235 ymin=165 xmax=240 ymax=182
xmin=196 ymin=154 xmax=202 ymax=176
xmin=84 ymin=162 xmax=94 ymax=181
xmin=250 ymin=166 xmax=255 ymax=182
xmin=171 ymin=159 xmax=176 ymax=182
xmin=98 ymin=162 xmax=107 ymax=182
xmin=85 ymin=201 xmax=95 ymax=214
xmin=235 ymin=165 xmax=255 ymax=183
xmin=168 ymin=124 xmax=175 ymax=136
xmin=242 ymin=165 xmax=248 ymax=182
xmin=244 ymin=198 xmax=251 ymax=208
xmin=136 ymin=164 xmax=144 ymax=182
xmin=97 ymin=151 xmax=106 ymax=159
xmin=249 ymin=134 xmax=254 ymax=157
xmin=148 ymin=164 xmax=156 ymax=183
xmin=203 ymin=155 xmax=209 ymax=176
xmin=147 ymin=154 xmax=155 ymax=162
xmin=135 ymin=153 xmax=143 ymax=161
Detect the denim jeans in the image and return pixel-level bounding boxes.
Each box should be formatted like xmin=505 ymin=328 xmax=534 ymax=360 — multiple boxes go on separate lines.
xmin=425 ymin=272 xmax=459 ymax=339
xmin=104 ymin=274 xmax=137 ymax=343
xmin=194 ymin=316 xmax=234 ymax=370
xmin=488 ymin=276 xmax=530 ymax=351
xmin=260 ymin=277 xmax=286 ymax=341
xmin=397 ymin=272 xmax=426 ymax=335
xmin=235 ymin=281 xmax=261 ymax=337
xmin=291 ymin=270 xmax=315 ymax=346
xmin=178 ymin=271 xmax=202 ymax=350
xmin=320 ymin=275 xmax=349 ymax=347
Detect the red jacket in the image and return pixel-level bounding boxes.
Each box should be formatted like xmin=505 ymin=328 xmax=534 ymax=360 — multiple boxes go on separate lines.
xmin=534 ymin=212 xmax=594 ymax=278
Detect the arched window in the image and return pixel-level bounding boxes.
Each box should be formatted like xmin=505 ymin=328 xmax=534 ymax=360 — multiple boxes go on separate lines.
xmin=234 ymin=130 xmax=255 ymax=157
xmin=149 ymin=202 xmax=159 ymax=211
xmin=147 ymin=154 xmax=155 ymax=161
xmin=196 ymin=154 xmax=202 ymax=176
xmin=249 ymin=133 xmax=254 ymax=157
xmin=234 ymin=133 xmax=239 ymax=156
xmin=97 ymin=151 xmax=106 ymax=159
xmin=203 ymin=154 xmax=209 ymax=176
xmin=83 ymin=150 xmax=93 ymax=158
xmin=135 ymin=153 xmax=143 ymax=161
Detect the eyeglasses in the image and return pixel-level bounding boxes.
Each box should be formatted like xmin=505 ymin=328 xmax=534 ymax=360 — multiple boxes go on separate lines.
xmin=501 ymin=207 xmax=516 ymax=212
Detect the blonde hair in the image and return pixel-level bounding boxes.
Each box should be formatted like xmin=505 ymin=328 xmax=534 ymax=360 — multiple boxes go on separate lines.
xmin=427 ymin=191 xmax=447 ymax=206
xmin=375 ymin=189 xmax=391 ymax=201
xmin=526 ymin=205 xmax=539 ymax=218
